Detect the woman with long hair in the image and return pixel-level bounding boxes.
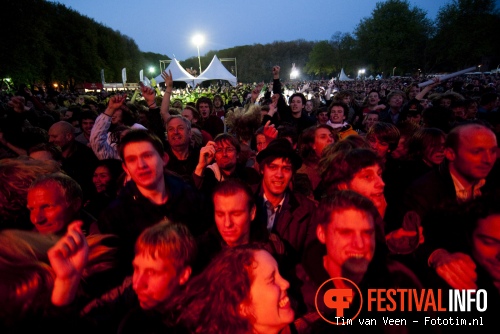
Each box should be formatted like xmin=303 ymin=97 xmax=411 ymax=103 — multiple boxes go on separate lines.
xmin=169 ymin=244 xmax=295 ymax=334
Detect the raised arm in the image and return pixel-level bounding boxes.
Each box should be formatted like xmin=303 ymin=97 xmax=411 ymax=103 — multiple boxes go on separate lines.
xmin=160 ymin=70 xmax=174 ymax=124
xmin=49 ymin=221 xmax=89 ymax=306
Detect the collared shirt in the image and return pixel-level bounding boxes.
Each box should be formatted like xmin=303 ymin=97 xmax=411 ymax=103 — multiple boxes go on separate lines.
xmin=449 ymin=171 xmax=486 ymax=203
xmin=263 ymin=193 xmax=285 ymax=232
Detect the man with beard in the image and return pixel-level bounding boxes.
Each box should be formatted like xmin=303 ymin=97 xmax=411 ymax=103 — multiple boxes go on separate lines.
xmin=164 ymin=115 xmax=200 ymax=181
xmin=192 ymin=133 xmax=260 ymax=196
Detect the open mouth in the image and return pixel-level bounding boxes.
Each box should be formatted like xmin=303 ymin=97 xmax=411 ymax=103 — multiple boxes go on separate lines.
xmin=279 ymin=295 xmax=290 ymax=308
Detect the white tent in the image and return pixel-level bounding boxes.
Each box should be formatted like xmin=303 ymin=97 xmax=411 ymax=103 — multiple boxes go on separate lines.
xmin=194 ymin=55 xmax=237 ymax=87
xmin=338 ymin=68 xmax=353 ymax=81
xmin=154 ymin=58 xmax=196 ymax=87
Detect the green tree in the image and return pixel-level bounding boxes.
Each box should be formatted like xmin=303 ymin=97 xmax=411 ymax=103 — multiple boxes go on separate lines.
xmin=354 ymin=0 xmax=433 ymax=76
xmin=304 ymin=41 xmax=335 ymax=78
xmin=432 ymin=0 xmax=500 ymax=71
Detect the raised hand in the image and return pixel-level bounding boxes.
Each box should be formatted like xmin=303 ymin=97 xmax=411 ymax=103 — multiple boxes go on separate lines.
xmin=107 ymin=94 xmax=127 ymax=113
xmin=161 ymin=70 xmax=174 ymax=92
xmin=140 ymin=81 xmax=156 ymax=106
xmin=48 ymin=221 xmax=89 ymax=281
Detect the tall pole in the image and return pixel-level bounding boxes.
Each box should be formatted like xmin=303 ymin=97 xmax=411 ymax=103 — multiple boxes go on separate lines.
xmin=197 ymin=45 xmax=202 ymax=75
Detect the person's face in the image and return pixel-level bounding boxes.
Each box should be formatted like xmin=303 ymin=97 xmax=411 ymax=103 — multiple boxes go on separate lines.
xmin=46 ymin=101 xmax=56 ymax=111
xmin=290 ymin=96 xmax=304 ymax=114
xmin=231 ymin=95 xmax=239 ymax=103
xmin=27 ymin=185 xmax=76 ymax=234
xmin=81 ymin=118 xmax=95 ymax=137
xmin=423 ymin=136 xmax=446 ymax=166
xmin=167 ymin=118 xmax=190 ymax=148
xmin=408 ymin=114 xmax=422 ymax=125
xmin=472 ymin=214 xmax=500 ymax=282
xmin=213 ymin=191 xmax=256 ymax=247
xmin=329 ymin=106 xmax=345 ymax=124
xmin=317 ymin=208 xmax=376 ymax=277
xmin=408 ymin=86 xmax=420 ymax=100
xmin=262 ymin=158 xmax=293 ymax=198
xmin=214 ymin=140 xmax=238 ymax=172
xmin=93 ymin=166 xmax=112 ymax=193
xmin=198 ymin=103 xmax=211 ymax=119
xmin=452 ymin=107 xmax=466 ymax=119
xmin=388 ymin=94 xmax=404 ymax=109
xmin=111 ymin=109 xmax=123 ymax=125
xmin=390 ymin=136 xmax=408 ymax=160
xmin=245 ymin=250 xmax=294 ymax=334
xmin=466 ymin=102 xmax=478 ymax=119
xmin=313 ymin=128 xmax=334 ymax=157
xmin=62 ymin=110 xmax=73 ymax=121
xmin=342 ymin=96 xmax=351 ymax=105
xmin=364 ymin=114 xmax=379 ymax=130
xmin=132 ymin=252 xmax=182 ymax=310
xmin=440 ymin=98 xmax=452 ymax=109
xmin=305 ymin=101 xmax=314 ymax=112
xmin=48 ymin=125 xmax=72 ymax=150
xmin=368 ymin=92 xmax=380 ymax=106
xmin=122 ymin=142 xmax=165 ymax=190
xmin=345 ymin=165 xmax=385 ymax=212
xmin=317 ymin=111 xmax=329 ymax=125
xmin=214 ymin=97 xmax=223 ymax=108
xmin=181 ymin=108 xmax=194 ymax=122
xmin=367 ymin=135 xmax=390 ymax=158
xmin=256 ymin=134 xmax=267 ymax=153
xmin=446 ymin=127 xmax=497 ymax=183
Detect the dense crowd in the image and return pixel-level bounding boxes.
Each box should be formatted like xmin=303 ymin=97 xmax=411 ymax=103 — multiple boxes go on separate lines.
xmin=0 ymin=66 xmax=499 ymax=334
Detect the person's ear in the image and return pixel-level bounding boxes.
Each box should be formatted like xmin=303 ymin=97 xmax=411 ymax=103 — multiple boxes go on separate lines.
xmin=122 ymin=162 xmax=131 ymax=179
xmin=444 ymin=147 xmax=455 ymax=162
xmin=338 ymin=183 xmax=348 ymax=191
xmin=178 ymin=266 xmax=192 ymax=286
xmin=317 ymin=224 xmax=326 ymax=244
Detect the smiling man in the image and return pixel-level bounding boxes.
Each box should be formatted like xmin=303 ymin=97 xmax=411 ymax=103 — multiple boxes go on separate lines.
xmin=255 ymin=138 xmax=317 ymax=262
xmin=98 ymin=130 xmax=209 ymax=278
xmin=27 ymin=172 xmax=98 ymax=236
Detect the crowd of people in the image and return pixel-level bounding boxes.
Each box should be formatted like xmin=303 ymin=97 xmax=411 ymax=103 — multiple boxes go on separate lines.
xmin=0 ymin=65 xmax=499 ymax=333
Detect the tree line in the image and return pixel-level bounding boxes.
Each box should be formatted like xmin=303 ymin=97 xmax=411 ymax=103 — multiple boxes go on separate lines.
xmin=1 ymin=0 xmax=499 ymax=90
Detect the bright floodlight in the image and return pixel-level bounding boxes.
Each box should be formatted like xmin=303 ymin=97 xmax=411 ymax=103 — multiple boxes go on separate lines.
xmin=290 ymin=69 xmax=299 ymax=80
xmin=192 ymin=34 xmax=204 ymax=47
xmin=149 ymin=66 xmax=155 ymax=74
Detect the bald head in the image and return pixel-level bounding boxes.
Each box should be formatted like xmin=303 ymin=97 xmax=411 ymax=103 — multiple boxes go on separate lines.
xmin=445 ymin=123 xmax=497 ymax=186
xmin=48 ymin=121 xmax=75 ymax=151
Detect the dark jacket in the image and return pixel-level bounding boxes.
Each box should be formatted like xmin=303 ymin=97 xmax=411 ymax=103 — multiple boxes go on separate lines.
xmin=255 ymin=187 xmax=317 ymax=263
xmin=98 ymin=172 xmax=210 ymax=277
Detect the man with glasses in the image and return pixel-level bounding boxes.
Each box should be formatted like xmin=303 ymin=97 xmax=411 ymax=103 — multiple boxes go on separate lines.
xmin=192 ymin=133 xmax=261 ymax=196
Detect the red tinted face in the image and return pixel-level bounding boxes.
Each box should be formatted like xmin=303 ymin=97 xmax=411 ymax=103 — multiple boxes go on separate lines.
xmin=27 ymin=184 xmax=76 ymax=234
xmin=262 ymin=158 xmax=293 ymax=198
xmin=290 ymin=97 xmax=304 ymax=114
xmin=198 ymin=103 xmax=211 ymax=119
xmin=447 ymin=127 xmax=497 ymax=184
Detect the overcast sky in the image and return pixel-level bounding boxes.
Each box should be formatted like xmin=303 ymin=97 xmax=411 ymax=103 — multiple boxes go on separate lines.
xmin=48 ymin=0 xmax=499 ymax=61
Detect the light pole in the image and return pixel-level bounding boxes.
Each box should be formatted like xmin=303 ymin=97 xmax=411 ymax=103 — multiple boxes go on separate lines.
xmin=192 ymin=34 xmax=204 ymax=76
xmin=392 ymin=67 xmax=396 ymax=77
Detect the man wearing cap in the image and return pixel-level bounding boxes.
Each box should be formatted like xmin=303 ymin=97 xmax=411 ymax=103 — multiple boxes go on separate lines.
xmin=255 ymin=138 xmax=317 ymax=262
